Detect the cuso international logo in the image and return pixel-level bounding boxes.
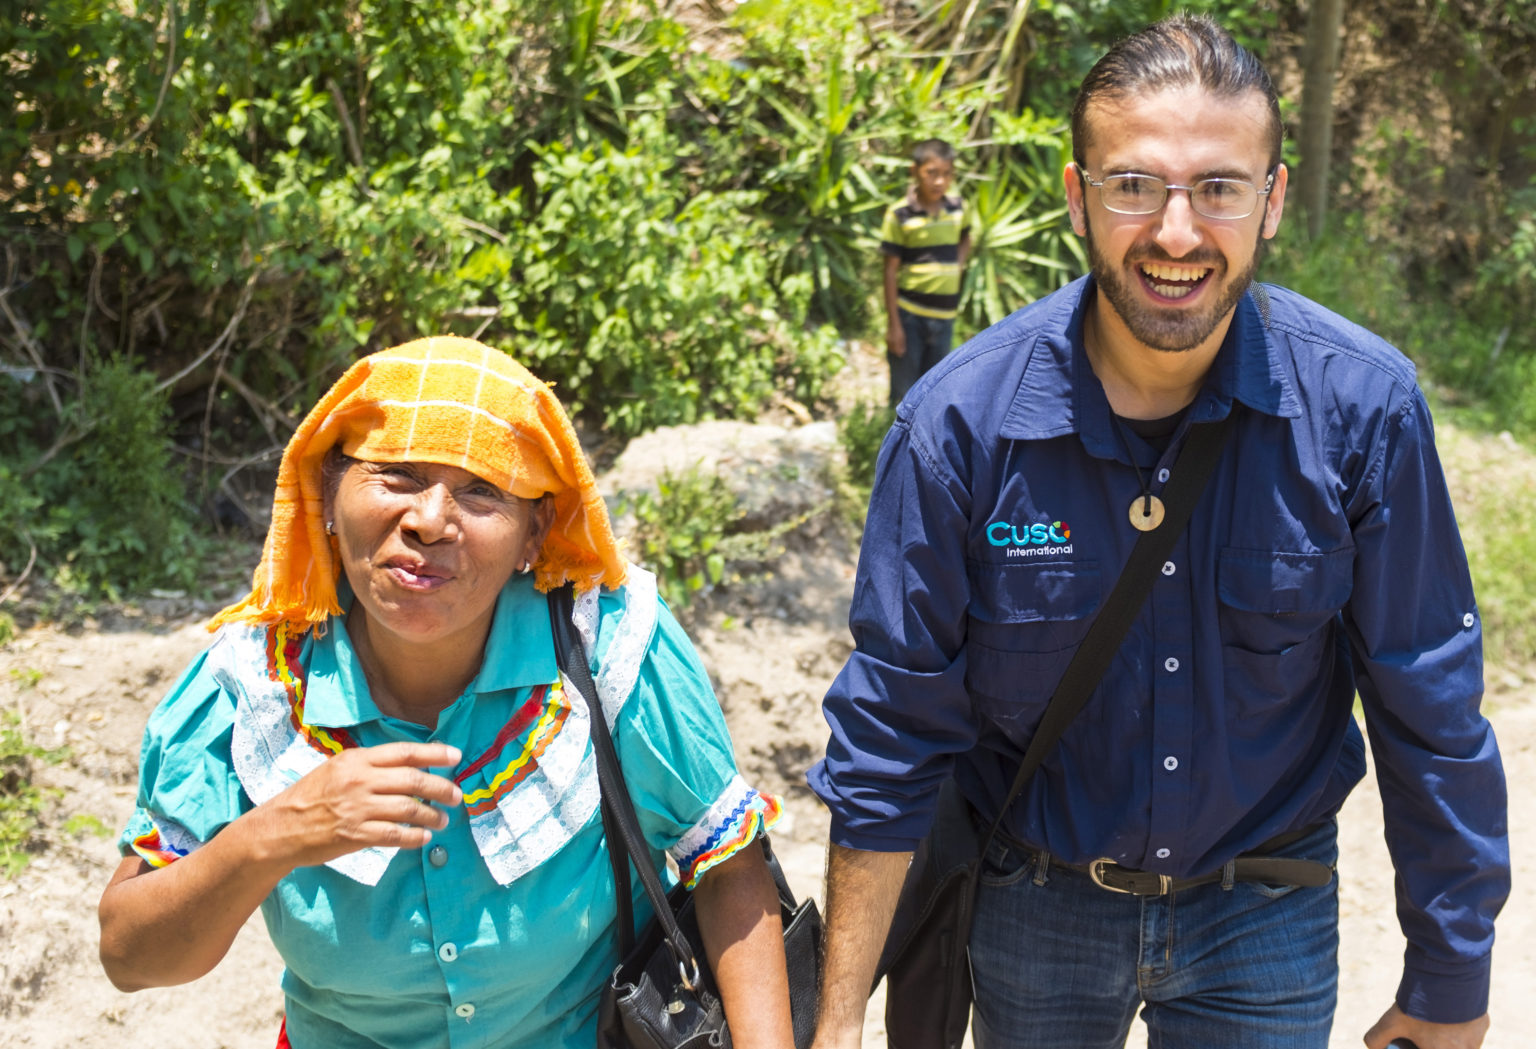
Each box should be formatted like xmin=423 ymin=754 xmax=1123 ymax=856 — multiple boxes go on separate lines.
xmin=985 ymin=519 xmax=1073 ymax=557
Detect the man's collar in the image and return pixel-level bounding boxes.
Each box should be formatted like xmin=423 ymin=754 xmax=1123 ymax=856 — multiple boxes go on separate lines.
xmin=999 ymin=277 xmax=1302 ymax=445
xmin=302 ymin=578 xmax=561 ymax=728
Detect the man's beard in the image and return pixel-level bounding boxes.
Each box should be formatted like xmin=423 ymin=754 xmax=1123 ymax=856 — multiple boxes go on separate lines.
xmin=1084 ymin=219 xmax=1263 ymax=353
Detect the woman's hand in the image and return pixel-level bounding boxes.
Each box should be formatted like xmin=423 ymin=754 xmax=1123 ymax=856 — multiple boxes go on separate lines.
xmin=250 ymin=742 xmax=463 ymax=869
xmin=100 ymin=742 xmax=460 ymax=991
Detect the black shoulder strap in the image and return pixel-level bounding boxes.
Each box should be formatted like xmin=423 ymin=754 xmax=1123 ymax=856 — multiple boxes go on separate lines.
xmin=548 ymin=584 xmax=703 ymax=987
xmin=982 ymin=411 xmax=1235 ymax=848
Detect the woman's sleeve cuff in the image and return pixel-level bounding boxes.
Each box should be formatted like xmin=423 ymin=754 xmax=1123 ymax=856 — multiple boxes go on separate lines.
xmin=122 ymin=808 xmax=202 ymax=869
xmin=669 ymin=775 xmax=783 ymax=889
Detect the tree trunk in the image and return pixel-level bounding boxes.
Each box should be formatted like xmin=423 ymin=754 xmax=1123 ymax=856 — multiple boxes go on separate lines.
xmin=1298 ymin=0 xmax=1346 ymax=240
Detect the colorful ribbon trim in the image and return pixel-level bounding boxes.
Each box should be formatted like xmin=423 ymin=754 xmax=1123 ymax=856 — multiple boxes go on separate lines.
xmin=267 ymin=621 xmax=359 ymax=755
xmin=261 ymin=624 xmax=579 ymax=823
xmin=130 ymin=825 xmax=189 ymax=869
xmin=460 ymin=681 xmax=570 ymax=818
xmin=677 ymin=791 xmax=783 ymax=889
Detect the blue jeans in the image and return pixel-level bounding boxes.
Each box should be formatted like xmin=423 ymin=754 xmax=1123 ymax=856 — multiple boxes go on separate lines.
xmin=890 ymin=310 xmax=955 ymax=407
xmin=969 ymin=821 xmax=1340 ymax=1049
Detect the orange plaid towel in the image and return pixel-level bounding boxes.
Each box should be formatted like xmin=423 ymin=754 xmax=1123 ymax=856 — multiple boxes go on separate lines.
xmin=211 ymin=337 xmax=626 ymax=630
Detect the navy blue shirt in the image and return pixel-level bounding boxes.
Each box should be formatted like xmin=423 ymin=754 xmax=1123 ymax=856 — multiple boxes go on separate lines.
xmin=809 ymin=277 xmax=1508 ymax=1022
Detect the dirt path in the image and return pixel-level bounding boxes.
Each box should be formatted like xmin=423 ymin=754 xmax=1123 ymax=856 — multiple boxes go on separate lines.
xmin=2 ymin=339 xmax=1530 ymax=1046
xmin=0 ymin=599 xmax=1529 ymax=1048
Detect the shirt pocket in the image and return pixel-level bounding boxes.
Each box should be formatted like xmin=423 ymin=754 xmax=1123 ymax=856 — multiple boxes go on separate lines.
xmin=964 ymin=560 xmax=1102 ymax=738
xmin=1216 ymin=547 xmax=1353 ymax=714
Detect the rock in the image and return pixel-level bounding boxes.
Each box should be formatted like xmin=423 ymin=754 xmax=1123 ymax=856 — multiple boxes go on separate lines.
xmin=599 ymin=419 xmax=844 ymax=532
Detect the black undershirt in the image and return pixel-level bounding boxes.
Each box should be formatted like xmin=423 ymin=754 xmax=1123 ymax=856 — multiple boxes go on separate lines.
xmin=1116 ymin=405 xmax=1191 ymax=454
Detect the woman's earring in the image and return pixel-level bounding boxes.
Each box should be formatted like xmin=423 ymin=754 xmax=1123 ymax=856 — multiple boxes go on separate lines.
xmin=325 ymin=521 xmax=335 ymax=536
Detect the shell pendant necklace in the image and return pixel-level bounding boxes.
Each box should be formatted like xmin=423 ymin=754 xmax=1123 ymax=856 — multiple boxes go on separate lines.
xmin=1112 ymin=413 xmax=1164 ymax=531
xmin=1086 ymin=307 xmax=1165 ymax=531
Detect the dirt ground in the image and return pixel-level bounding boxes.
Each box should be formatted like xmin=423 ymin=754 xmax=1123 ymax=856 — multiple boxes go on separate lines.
xmin=1 ymin=343 xmax=1531 ymax=1048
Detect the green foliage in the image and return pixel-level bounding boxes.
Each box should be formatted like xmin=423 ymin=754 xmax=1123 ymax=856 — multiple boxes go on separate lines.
xmin=617 ymin=463 xmax=830 ymax=611
xmin=958 ymin=132 xmax=1086 ymax=336
xmin=1019 ymin=0 xmax=1284 ymax=120
xmin=0 ymin=462 xmax=45 ymax=587
xmin=20 ymin=358 xmax=204 ymax=596
xmin=1476 ymin=183 xmax=1536 ymax=325
xmin=467 ymin=111 xmax=844 ymax=437
xmin=0 ymin=712 xmax=67 ymax=878
xmin=62 ymin=812 xmax=111 ymax=838
xmin=1264 ymin=216 xmax=1536 ymax=440
xmin=8 ymin=0 xmax=1530 ymax=604
xmin=9 ymin=668 xmax=43 ymax=691
xmin=1455 ymin=453 xmax=1536 ymax=673
xmin=834 ymin=399 xmax=894 ymax=530
xmin=619 ymin=469 xmax=743 ymax=610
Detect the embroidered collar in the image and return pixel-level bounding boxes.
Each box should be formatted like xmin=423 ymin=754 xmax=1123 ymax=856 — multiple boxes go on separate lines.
xmin=301 ymin=578 xmax=561 ymax=730
xmin=218 ymin=570 xmax=660 ymax=887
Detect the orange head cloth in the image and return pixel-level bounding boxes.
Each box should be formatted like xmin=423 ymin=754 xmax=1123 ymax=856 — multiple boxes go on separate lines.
xmin=209 ymin=337 xmax=626 ymax=630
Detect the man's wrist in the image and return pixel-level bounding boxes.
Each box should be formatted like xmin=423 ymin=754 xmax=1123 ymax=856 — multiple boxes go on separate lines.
xmin=1396 ymin=951 xmax=1492 ymax=1025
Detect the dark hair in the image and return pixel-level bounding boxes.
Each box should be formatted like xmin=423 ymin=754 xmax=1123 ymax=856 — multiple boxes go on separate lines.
xmin=1071 ymin=15 xmax=1281 ymax=170
xmin=320 ymin=445 xmax=356 ymax=507
xmin=911 ymin=138 xmax=956 ymax=167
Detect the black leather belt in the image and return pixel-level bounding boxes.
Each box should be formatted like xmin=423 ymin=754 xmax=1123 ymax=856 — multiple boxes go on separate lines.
xmin=1005 ymin=825 xmax=1335 ymax=896
xmin=1069 ymin=854 xmax=1334 ymax=895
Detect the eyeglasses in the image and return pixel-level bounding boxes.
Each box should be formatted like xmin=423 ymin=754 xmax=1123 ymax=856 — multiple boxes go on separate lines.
xmin=1077 ymin=166 xmax=1276 ymax=220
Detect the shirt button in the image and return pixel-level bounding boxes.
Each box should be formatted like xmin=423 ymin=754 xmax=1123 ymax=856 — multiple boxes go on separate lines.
xmin=1157 ymin=468 xmax=1170 ymax=483
xmin=438 ymin=943 xmax=458 ymax=963
xmin=1161 ymin=561 xmax=1176 ymax=577
xmin=429 ymin=845 xmax=448 ymax=868
xmin=1463 ymin=612 xmax=1475 ymax=628
xmin=1163 ymin=756 xmax=1179 ymax=772
xmin=1163 ymin=657 xmax=1179 ymax=673
xmin=454 ymin=1003 xmax=475 ymax=1019
xmin=1156 ymin=848 xmax=1171 ymax=859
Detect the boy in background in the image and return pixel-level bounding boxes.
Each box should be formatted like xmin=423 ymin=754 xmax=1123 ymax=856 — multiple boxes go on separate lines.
xmin=879 ymin=138 xmax=971 ymax=407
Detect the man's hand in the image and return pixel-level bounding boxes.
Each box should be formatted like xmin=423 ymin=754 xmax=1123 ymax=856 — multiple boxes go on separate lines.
xmin=1364 ymin=1004 xmax=1490 ymax=1049
xmin=886 ymin=321 xmax=907 ymax=359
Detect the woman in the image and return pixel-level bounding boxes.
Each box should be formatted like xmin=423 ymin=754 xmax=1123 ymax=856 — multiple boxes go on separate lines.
xmin=98 ymin=337 xmax=795 ymax=1049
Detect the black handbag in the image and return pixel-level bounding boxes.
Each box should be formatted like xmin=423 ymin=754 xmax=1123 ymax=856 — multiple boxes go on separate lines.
xmin=547 ymin=586 xmax=822 ymax=1049
xmin=875 ymin=413 xmax=1235 ymax=1049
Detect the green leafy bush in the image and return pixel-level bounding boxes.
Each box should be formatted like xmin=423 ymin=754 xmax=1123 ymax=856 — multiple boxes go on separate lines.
xmin=958 ymin=138 xmax=1086 ymax=337
xmin=619 ymin=468 xmax=744 ymax=610
xmin=619 ymin=463 xmax=831 ymax=612
xmin=1458 ymin=458 xmax=1536 ymax=673
xmin=1264 ymin=216 xmax=1536 ymax=440
xmin=1 ymin=358 xmax=203 ymax=597
xmin=462 ymin=111 xmax=844 ymax=437
xmin=1 ymin=712 xmax=67 ymax=878
xmin=9 ymin=0 xmax=1404 ymax=603
xmin=835 ymin=399 xmax=894 ymax=529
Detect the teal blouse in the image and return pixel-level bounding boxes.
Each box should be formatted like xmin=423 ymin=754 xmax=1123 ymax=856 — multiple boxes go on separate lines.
xmin=119 ymin=570 xmax=780 ymax=1049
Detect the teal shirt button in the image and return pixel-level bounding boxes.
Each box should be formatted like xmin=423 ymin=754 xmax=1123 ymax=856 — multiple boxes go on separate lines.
xmin=429 ymin=845 xmax=448 ymax=868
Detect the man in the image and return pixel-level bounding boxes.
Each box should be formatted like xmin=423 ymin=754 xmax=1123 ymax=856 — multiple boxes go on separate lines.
xmin=809 ymin=16 xmax=1507 ymax=1049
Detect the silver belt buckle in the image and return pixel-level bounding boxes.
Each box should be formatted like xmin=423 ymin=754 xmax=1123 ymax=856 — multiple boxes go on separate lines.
xmin=1088 ymin=858 xmax=1172 ymax=895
